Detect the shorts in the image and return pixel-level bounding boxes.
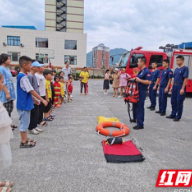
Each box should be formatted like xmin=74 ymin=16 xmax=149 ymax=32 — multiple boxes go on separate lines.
xmin=44 ymin=98 xmax=51 ymax=113
xmin=18 ymin=110 xmax=31 ymax=132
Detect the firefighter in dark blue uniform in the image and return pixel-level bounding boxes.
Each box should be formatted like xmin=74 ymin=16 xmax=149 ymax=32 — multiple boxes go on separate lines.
xmin=156 ymin=60 xmax=173 ymax=116
xmin=167 ymin=55 xmax=189 ymax=121
xmin=147 ymin=62 xmax=160 ymax=111
xmin=132 ymin=57 xmax=151 ymax=130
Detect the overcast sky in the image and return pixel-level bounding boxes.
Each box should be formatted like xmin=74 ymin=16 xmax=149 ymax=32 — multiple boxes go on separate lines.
xmin=0 ymin=0 xmax=192 ymax=52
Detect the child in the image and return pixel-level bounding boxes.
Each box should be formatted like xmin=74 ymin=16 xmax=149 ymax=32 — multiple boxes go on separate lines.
xmin=103 ymin=69 xmax=110 ymax=94
xmin=43 ymin=69 xmax=54 ymax=121
xmin=53 ymin=76 xmax=61 ymax=108
xmin=51 ymin=69 xmax=56 ymax=106
xmin=59 ymin=76 xmax=65 ymax=104
xmin=80 ymin=67 xmax=89 ymax=95
xmin=17 ymin=56 xmax=48 ymax=148
xmin=0 ymin=72 xmax=14 ymax=192
xmin=35 ymin=62 xmax=47 ymax=126
xmin=112 ymin=68 xmax=120 ymax=98
xmin=28 ymin=61 xmax=46 ymax=135
xmin=0 ymin=53 xmax=17 ymax=130
xmin=66 ymin=74 xmax=73 ymax=98
xmin=118 ymin=68 xmax=131 ymax=98
xmin=67 ymin=77 xmax=73 ymax=102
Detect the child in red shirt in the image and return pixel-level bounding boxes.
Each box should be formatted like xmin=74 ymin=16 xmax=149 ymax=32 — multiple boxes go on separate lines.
xmin=53 ymin=76 xmax=61 ymax=108
xmin=67 ymin=77 xmax=73 ymax=103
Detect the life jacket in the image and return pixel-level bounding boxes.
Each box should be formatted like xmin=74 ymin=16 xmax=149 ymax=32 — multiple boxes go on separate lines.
xmin=124 ymin=80 xmax=139 ymax=123
xmin=124 ymin=80 xmax=139 ymax=104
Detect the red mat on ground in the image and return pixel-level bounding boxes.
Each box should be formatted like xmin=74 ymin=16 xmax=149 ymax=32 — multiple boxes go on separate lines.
xmin=102 ymin=140 xmax=145 ymax=163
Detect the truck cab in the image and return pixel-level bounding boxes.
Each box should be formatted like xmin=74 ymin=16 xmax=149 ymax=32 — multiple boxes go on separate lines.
xmin=118 ymin=47 xmax=192 ymax=93
xmin=119 ymin=46 xmax=167 ymax=77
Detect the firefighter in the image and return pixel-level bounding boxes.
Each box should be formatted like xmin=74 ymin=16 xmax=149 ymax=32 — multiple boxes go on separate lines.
xmin=156 ymin=59 xmax=173 ymax=116
xmin=167 ymin=55 xmax=189 ymax=121
xmin=132 ymin=57 xmax=151 ymax=130
xmin=147 ymin=62 xmax=160 ymax=111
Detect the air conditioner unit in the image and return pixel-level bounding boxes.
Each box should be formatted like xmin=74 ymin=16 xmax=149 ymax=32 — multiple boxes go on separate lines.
xmin=3 ymin=42 xmax=7 ymax=46
xmin=20 ymin=43 xmax=24 ymax=47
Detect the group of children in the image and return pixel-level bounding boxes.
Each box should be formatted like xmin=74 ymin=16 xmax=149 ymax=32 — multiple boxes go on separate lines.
xmin=0 ymin=54 xmax=74 ymax=191
xmin=0 ymin=54 xmax=74 ymax=149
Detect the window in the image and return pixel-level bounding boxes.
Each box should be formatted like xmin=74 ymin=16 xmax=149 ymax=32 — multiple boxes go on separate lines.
xmin=7 ymin=36 xmax=20 ymax=46
xmin=36 ymin=38 xmax=48 ymax=48
xmin=8 ymin=52 xmax=20 ymax=61
xmin=129 ymin=54 xmax=144 ymax=68
xmin=36 ymin=53 xmax=48 ymax=63
xmin=119 ymin=52 xmax=130 ymax=67
xmin=149 ymin=55 xmax=163 ymax=69
xmin=65 ymin=40 xmax=77 ymax=50
xmin=64 ymin=55 xmax=77 ymax=65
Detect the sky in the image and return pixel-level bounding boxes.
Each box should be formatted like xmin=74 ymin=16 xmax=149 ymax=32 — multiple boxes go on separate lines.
xmin=0 ymin=0 xmax=192 ymax=52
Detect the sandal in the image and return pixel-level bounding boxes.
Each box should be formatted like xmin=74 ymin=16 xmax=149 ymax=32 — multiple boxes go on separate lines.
xmin=39 ymin=121 xmax=48 ymax=126
xmin=27 ymin=138 xmax=36 ymax=144
xmin=20 ymin=140 xmax=36 ymax=148
xmin=0 ymin=181 xmax=13 ymax=187
xmin=44 ymin=117 xmax=53 ymax=122
xmin=0 ymin=187 xmax=11 ymax=192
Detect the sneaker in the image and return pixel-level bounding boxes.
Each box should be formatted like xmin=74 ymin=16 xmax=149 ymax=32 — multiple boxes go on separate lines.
xmin=55 ymin=105 xmax=61 ymax=108
xmin=71 ymin=95 xmax=73 ymax=98
xmin=29 ymin=129 xmax=39 ymax=135
xmin=118 ymin=96 xmax=122 ymax=98
xmin=104 ymin=92 xmax=107 ymax=95
xmin=35 ymin=127 xmax=43 ymax=132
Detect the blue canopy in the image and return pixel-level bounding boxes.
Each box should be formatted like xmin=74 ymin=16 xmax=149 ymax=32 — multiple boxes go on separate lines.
xmin=2 ymin=26 xmax=36 ymax=30
xmin=179 ymin=42 xmax=192 ymax=49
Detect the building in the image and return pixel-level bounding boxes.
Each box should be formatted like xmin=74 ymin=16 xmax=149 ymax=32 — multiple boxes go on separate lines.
xmin=0 ymin=0 xmax=86 ymax=68
xmin=45 ymin=0 xmax=84 ymax=33
xmin=92 ymin=44 xmax=110 ymax=69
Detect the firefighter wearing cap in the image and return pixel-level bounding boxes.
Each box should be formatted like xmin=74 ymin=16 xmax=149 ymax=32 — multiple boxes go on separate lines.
xmin=147 ymin=62 xmax=160 ymax=111
xmin=132 ymin=57 xmax=151 ymax=130
xmin=167 ymin=55 xmax=189 ymax=121
xmin=156 ymin=60 xmax=173 ymax=116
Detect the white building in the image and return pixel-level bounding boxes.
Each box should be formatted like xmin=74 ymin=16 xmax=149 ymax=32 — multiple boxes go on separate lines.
xmin=0 ymin=0 xmax=87 ymax=68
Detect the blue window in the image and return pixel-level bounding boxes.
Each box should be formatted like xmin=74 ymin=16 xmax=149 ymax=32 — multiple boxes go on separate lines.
xmin=7 ymin=36 xmax=20 ymax=46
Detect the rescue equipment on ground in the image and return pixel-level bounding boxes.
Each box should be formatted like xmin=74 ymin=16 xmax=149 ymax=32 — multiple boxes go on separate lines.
xmin=105 ymin=137 xmax=123 ymax=145
xmin=96 ymin=122 xmax=130 ymax=137
xmin=124 ymin=79 xmax=139 ymax=123
xmin=102 ymin=140 xmax=145 ymax=163
xmin=97 ymin=116 xmax=120 ymax=124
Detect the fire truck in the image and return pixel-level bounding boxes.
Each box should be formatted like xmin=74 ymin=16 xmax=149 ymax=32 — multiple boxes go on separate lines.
xmin=118 ymin=47 xmax=192 ymax=93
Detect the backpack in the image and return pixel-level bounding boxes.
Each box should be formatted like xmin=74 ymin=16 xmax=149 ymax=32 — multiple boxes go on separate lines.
xmin=124 ymin=79 xmax=139 ymax=122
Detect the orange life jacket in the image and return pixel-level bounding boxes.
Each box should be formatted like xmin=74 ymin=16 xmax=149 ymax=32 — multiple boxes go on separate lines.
xmin=124 ymin=80 xmax=139 ymax=104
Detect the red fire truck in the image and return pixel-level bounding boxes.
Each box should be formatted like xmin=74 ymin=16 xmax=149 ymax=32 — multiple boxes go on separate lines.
xmin=118 ymin=47 xmax=192 ymax=93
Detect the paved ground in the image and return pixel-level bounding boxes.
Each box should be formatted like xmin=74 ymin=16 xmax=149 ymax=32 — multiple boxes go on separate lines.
xmin=0 ymin=79 xmax=192 ymax=192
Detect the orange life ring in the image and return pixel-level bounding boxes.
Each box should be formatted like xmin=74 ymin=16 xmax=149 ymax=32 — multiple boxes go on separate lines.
xmin=96 ymin=122 xmax=130 ymax=137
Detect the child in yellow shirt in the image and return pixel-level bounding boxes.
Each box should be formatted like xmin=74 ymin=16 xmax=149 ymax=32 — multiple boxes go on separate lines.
xmin=59 ymin=76 xmax=65 ymax=104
